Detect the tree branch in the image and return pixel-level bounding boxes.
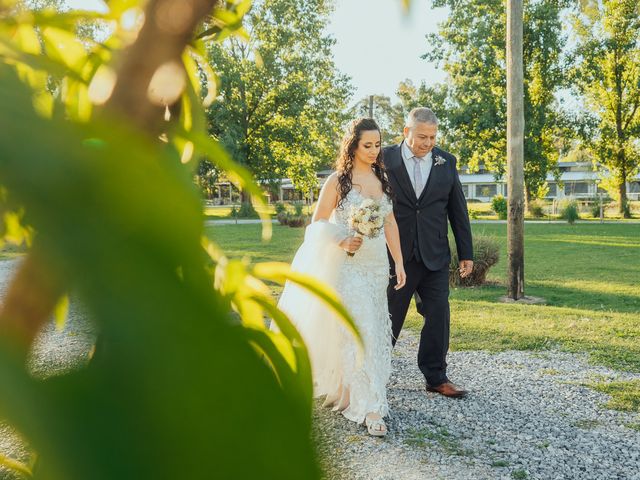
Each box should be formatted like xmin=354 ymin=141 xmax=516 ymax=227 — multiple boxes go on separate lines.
xmin=106 ymin=0 xmax=221 ymax=134
xmin=0 ymin=0 xmax=220 ymax=352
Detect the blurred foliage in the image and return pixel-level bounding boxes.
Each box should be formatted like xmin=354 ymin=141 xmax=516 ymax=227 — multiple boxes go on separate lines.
xmin=0 ymin=0 xmax=359 ymax=478
xmin=423 ymin=0 xmax=571 ymax=204
xmin=570 ymin=0 xmax=640 ymax=217
xmin=206 ymin=0 xmax=352 ymax=202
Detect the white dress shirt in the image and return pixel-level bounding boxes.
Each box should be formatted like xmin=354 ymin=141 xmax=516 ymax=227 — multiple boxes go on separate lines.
xmin=401 ymin=141 xmax=433 ymax=196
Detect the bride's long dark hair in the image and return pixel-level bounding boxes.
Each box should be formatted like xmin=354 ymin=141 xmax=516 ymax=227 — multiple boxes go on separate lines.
xmin=335 ymin=118 xmax=393 ymax=209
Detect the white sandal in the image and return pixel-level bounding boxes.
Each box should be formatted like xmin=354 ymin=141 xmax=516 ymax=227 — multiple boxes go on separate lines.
xmin=365 ymin=413 xmax=387 ymax=437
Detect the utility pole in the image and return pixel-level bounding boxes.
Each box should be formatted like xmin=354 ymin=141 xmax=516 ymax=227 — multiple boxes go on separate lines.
xmin=506 ymin=0 xmax=525 ymax=300
xmin=368 ymin=95 xmax=374 ymax=119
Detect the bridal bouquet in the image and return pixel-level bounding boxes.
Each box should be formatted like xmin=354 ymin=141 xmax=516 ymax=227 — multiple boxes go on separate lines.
xmin=346 ymin=198 xmax=385 ymax=256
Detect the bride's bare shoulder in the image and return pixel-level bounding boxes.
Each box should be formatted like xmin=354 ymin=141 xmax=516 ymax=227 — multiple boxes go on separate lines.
xmin=323 ymin=172 xmax=340 ymax=191
xmin=326 ymin=171 xmax=339 ymax=182
xmin=314 ymin=173 xmax=341 ymax=220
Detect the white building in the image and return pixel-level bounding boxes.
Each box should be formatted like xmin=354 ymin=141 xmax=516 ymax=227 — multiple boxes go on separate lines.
xmin=276 ymin=163 xmax=640 ymax=203
xmin=458 ymin=162 xmax=640 ymax=201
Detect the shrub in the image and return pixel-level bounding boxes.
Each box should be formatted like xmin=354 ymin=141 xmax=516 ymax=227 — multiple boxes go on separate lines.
xmin=559 ymin=199 xmax=579 ymax=224
xmin=276 ymin=212 xmax=289 ymax=226
xmin=237 ymin=202 xmax=259 ymax=218
xmin=468 ymin=207 xmax=480 ymax=219
xmin=528 ymin=199 xmax=545 ymax=218
xmin=274 ymin=201 xmax=286 ymax=215
xmin=449 ymin=235 xmax=500 ymax=287
xmin=491 ymin=195 xmax=508 ymax=220
xmin=285 ymin=214 xmax=309 ymax=228
xmin=293 ymin=202 xmax=304 ymax=216
xmin=228 ymin=202 xmax=259 ymax=219
xmin=591 ymin=201 xmax=603 ymax=218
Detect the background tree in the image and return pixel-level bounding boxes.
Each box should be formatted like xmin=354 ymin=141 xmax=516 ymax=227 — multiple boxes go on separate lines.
xmin=396 ymin=79 xmax=451 ymax=147
xmin=349 ymin=94 xmax=404 ymax=144
xmin=350 ymin=81 xmax=451 ymax=147
xmin=195 ymin=158 xmax=220 ymax=199
xmin=425 ymin=0 xmax=570 ymax=208
xmin=571 ymin=0 xmax=640 ymax=217
xmin=206 ymin=0 xmax=351 ymax=202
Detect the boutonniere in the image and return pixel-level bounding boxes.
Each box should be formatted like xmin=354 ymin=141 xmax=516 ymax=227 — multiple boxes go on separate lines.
xmin=433 ymin=154 xmax=446 ymax=166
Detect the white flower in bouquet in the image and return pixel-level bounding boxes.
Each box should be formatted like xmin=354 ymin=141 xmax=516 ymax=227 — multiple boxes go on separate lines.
xmin=360 ymin=224 xmax=373 ymax=236
xmin=346 ymin=198 xmax=385 ymax=256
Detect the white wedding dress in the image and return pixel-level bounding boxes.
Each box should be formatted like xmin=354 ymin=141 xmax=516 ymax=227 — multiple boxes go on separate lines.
xmin=276 ymin=189 xmax=393 ymax=423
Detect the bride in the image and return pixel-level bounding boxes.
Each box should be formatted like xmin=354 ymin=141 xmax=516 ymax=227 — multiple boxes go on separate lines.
xmin=276 ymin=118 xmax=406 ymax=436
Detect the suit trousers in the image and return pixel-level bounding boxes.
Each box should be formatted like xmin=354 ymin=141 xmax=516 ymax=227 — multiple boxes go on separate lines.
xmin=388 ymin=257 xmax=450 ymax=386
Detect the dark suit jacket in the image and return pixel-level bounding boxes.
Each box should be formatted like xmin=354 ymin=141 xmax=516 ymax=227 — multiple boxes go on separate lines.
xmin=383 ymin=143 xmax=473 ymax=271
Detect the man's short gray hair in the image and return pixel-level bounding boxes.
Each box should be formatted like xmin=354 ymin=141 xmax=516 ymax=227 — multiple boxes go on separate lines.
xmin=406 ymin=107 xmax=438 ymax=128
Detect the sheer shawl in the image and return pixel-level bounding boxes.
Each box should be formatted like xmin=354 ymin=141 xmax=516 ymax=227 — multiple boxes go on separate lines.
xmin=275 ymin=218 xmax=350 ymax=397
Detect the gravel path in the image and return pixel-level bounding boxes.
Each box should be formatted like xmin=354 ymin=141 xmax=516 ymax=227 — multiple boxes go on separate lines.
xmin=0 ymin=259 xmax=95 ymax=480
xmin=315 ymin=334 xmax=640 ymax=480
xmin=1 ymin=258 xmax=639 ymax=479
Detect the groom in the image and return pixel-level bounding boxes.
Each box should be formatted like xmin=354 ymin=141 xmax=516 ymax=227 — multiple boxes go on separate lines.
xmin=384 ymin=107 xmax=473 ymax=398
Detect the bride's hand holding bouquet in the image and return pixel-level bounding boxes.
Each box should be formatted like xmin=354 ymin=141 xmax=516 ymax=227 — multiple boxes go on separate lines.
xmin=343 ymin=198 xmax=385 ymax=257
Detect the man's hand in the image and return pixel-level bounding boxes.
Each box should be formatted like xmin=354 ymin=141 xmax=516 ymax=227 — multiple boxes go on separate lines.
xmin=459 ymin=260 xmax=473 ymax=278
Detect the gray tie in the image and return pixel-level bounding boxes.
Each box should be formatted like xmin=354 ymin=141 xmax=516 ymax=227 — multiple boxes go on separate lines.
xmin=413 ymin=156 xmax=424 ymax=195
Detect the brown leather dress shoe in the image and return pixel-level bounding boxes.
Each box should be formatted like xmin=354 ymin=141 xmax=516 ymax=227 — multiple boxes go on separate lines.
xmin=426 ymin=382 xmax=468 ymax=398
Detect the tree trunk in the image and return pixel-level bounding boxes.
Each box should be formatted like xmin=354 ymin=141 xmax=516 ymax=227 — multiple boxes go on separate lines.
xmin=618 ymin=176 xmax=629 ymax=218
xmin=506 ymin=0 xmax=525 ymax=300
xmin=613 ymin=52 xmax=629 ymax=218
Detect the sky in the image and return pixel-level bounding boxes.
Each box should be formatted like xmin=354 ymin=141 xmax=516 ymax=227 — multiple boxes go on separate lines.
xmin=327 ymin=0 xmax=448 ymax=103
xmin=64 ymin=0 xmax=449 ymax=104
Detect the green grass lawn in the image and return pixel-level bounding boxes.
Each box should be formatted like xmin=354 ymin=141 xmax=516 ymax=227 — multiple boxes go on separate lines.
xmin=439 ymin=223 xmax=639 ymax=376
xmin=207 ymin=222 xmax=640 ymax=377
xmin=0 ymin=243 xmax=26 ymax=260
xmin=203 ymin=206 xmax=236 ymax=219
xmin=205 ymin=222 xmax=305 ymax=262
xmin=203 ymin=205 xmax=274 ymax=219
xmin=466 ymin=200 xmax=640 ymax=221
xmin=203 ymin=204 xmax=314 ymax=219
xmin=202 ymin=200 xmax=639 ymax=221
